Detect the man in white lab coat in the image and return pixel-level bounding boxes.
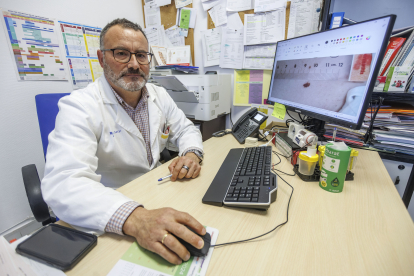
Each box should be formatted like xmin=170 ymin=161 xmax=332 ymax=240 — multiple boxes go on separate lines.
xmin=42 ymin=18 xmax=206 ymax=265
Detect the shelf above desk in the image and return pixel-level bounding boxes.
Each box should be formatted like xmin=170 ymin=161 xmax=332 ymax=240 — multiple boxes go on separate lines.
xmin=372 ymin=92 xmax=414 ymax=102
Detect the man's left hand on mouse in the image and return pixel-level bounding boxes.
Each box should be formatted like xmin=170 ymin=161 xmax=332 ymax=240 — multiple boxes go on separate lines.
xmin=168 ymin=153 xmax=201 ymax=181
xmin=123 ymin=207 xmax=206 ymax=265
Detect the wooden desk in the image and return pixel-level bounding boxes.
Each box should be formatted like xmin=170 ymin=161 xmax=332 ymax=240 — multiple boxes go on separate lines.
xmin=66 ymin=135 xmax=414 ymax=275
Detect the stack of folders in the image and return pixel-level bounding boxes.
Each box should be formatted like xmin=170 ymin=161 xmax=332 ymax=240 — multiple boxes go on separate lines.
xmin=155 ymin=65 xmax=199 ymax=74
xmin=366 ymin=104 xmax=414 ymax=155
xmin=324 ymin=124 xmax=366 ymax=146
xmin=376 ymin=26 xmax=414 ymax=92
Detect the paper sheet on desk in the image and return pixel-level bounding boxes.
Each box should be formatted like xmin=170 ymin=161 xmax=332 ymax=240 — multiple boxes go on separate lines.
xmin=107 ymin=227 xmax=219 ymax=276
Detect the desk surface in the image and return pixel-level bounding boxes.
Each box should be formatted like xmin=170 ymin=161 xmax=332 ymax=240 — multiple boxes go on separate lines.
xmin=66 ymin=135 xmax=414 ymax=275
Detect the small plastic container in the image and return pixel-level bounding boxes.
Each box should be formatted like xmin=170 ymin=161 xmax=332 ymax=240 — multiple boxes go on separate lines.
xmin=318 ymin=145 xmax=325 ymax=169
xmin=348 ymin=149 xmax=359 ymax=171
xmin=298 ymin=151 xmax=319 ymax=175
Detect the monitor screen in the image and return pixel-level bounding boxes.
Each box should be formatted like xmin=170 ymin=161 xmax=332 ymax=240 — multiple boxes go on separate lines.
xmin=267 ymin=15 xmax=395 ymax=129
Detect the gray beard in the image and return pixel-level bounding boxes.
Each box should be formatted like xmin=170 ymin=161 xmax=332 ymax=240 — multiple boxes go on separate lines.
xmin=103 ymin=58 xmax=149 ymax=92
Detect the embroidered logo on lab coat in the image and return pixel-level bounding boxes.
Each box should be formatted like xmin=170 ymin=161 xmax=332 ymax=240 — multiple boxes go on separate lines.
xmin=109 ymin=130 xmax=122 ymax=137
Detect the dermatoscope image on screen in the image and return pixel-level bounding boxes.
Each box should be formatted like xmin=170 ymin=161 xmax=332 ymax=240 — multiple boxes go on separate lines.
xmin=269 ymin=53 xmax=375 ymax=116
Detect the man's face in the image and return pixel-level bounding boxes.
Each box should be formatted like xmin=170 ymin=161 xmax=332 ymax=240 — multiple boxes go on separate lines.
xmin=98 ymin=25 xmax=150 ymax=92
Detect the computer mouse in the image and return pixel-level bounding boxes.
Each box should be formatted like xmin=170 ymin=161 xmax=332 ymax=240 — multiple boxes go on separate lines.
xmin=172 ymin=226 xmax=211 ymax=258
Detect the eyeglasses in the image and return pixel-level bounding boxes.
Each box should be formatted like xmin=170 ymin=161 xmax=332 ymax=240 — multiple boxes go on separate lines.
xmin=101 ymin=48 xmax=153 ymax=65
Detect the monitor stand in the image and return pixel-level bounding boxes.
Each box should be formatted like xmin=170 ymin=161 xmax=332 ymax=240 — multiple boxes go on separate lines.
xmin=303 ymin=118 xmax=326 ymax=141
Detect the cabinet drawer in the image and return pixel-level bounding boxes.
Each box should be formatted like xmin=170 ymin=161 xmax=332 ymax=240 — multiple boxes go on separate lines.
xmin=381 ymin=159 xmax=413 ymax=198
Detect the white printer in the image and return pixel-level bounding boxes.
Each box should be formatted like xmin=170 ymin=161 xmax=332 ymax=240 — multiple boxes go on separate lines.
xmin=152 ymin=74 xmax=231 ymax=121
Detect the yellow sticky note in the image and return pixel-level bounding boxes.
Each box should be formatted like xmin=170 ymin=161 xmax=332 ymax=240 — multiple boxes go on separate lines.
xmin=235 ymin=70 xmax=250 ymax=82
xmin=271 ymin=102 xmax=286 ymax=120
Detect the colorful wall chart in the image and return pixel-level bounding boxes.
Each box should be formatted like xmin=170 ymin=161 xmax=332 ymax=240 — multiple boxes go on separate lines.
xmin=233 ymin=70 xmax=272 ymax=106
xmin=2 ymin=9 xmax=67 ymax=81
xmin=59 ymin=21 xmax=102 ymax=89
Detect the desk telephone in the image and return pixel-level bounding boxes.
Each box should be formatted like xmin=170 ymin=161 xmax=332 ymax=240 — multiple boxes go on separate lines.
xmin=232 ymin=108 xmax=268 ymax=144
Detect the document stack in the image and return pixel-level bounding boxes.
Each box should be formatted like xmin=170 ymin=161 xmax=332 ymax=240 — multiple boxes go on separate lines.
xmin=375 ymin=26 xmax=414 ymax=93
xmin=323 ymin=124 xmax=366 ymax=146
xmin=155 ymin=65 xmax=198 ymax=74
xmin=365 ymin=103 xmax=414 ymax=155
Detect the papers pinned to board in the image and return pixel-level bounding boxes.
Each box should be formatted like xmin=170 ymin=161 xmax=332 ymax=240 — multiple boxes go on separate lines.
xmin=144 ymin=0 xmax=171 ymax=7
xmin=203 ymin=27 xmax=221 ymax=67
xmin=175 ymin=0 xmax=192 ymax=9
xmin=226 ymin=0 xmax=253 ymax=12
xmin=233 ymin=70 xmax=272 ymax=106
xmin=220 ymin=28 xmax=244 ymax=69
xmin=287 ymin=0 xmax=323 ymax=39
xmin=254 ymin=0 xmax=287 ymax=13
xmin=243 ymin=9 xmax=286 ymax=45
xmin=144 ymin=4 xmax=162 ymax=28
xmin=165 ymin=25 xmax=185 ymax=47
xmin=208 ymin=0 xmax=227 ymax=27
xmin=201 ymin=0 xmax=220 ymax=11
xmin=151 ymin=45 xmax=168 ymax=66
xmin=167 ymin=45 xmax=192 ymax=66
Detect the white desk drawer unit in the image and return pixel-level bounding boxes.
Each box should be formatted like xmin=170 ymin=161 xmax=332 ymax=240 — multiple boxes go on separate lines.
xmin=382 ymin=159 xmax=414 ymax=221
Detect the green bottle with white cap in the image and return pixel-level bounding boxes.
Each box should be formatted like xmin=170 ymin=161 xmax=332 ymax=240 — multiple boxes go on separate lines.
xmin=319 ymin=142 xmax=351 ymax=193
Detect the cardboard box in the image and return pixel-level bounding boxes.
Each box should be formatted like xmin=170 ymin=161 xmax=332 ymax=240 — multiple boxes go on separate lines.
xmin=263 ymin=121 xmax=288 ymax=135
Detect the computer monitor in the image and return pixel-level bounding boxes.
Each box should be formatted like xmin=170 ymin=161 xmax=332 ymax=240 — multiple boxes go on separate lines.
xmin=266 ymin=15 xmax=396 ymax=130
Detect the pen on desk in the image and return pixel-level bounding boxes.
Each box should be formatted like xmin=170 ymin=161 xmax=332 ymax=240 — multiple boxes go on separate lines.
xmin=158 ymin=174 xmax=172 ymax=181
xmin=333 ymin=127 xmax=337 ymax=142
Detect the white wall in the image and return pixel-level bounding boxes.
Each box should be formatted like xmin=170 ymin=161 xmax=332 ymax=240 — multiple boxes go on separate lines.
xmin=0 ymin=0 xmax=144 ymax=233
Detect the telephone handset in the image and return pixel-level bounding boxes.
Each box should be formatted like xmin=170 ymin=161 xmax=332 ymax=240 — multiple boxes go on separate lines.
xmin=232 ymin=107 xmax=268 ymax=144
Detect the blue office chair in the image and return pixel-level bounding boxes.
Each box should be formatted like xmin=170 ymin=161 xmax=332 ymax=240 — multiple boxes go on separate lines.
xmin=22 ymin=93 xmax=69 ymax=225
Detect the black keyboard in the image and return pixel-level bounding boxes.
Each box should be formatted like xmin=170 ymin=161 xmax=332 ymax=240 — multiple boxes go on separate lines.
xmin=202 ymin=146 xmax=277 ymax=210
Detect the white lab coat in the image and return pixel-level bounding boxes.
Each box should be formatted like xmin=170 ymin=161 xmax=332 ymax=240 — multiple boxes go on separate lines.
xmin=41 ymin=77 xmax=203 ymax=231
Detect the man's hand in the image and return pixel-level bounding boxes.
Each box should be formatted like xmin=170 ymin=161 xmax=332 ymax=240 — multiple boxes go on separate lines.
xmin=123 ymin=207 xmax=206 ymax=264
xmin=168 ymin=152 xmax=201 ymax=181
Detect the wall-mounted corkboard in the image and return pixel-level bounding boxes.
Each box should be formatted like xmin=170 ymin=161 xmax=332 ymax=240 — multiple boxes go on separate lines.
xmin=141 ymin=0 xmax=194 ymax=65
xmin=207 ymin=3 xmax=291 ymax=39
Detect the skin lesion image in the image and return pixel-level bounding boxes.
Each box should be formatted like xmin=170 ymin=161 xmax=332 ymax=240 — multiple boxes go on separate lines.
xmin=270 ymin=54 xmax=374 ymax=116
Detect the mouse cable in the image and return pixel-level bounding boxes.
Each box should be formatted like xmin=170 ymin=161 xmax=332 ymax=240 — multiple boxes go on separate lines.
xmin=258 ymin=131 xmax=268 ymax=142
xmin=271 ymin=152 xmax=296 ymax=177
xmin=210 ymin=170 xmax=294 ymax=249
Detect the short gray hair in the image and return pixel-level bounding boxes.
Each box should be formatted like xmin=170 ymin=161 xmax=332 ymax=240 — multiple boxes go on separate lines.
xmin=100 ymin=18 xmax=148 ymax=50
